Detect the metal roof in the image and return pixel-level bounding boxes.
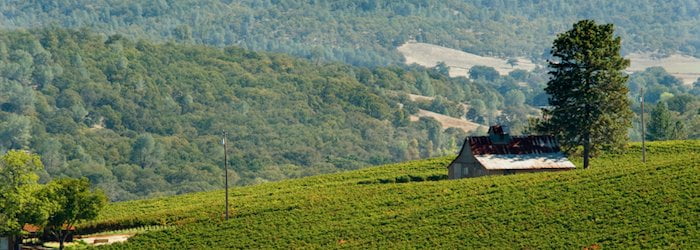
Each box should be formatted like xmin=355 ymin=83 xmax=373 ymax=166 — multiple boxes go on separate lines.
xmin=474 ymin=153 xmax=576 ymax=170
xmin=468 ymin=135 xmax=561 ymax=155
xmin=462 ymin=127 xmax=576 ymax=170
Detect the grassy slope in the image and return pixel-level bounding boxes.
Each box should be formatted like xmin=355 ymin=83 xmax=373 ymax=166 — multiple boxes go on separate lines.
xmin=92 ymin=140 xmax=699 ymax=249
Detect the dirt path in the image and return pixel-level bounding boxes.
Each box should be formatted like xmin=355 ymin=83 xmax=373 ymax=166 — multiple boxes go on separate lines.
xmin=410 ymin=109 xmax=484 ymax=132
xmin=76 ymin=234 xmax=133 ymax=246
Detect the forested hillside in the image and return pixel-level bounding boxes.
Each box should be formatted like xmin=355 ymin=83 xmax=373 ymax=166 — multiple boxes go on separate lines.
xmin=2 ymin=0 xmax=699 ymax=66
xmin=0 ymin=28 xmax=540 ymax=201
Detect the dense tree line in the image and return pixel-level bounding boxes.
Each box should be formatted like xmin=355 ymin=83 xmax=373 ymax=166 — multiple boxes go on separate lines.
xmin=0 ymin=28 xmax=532 ymax=201
xmin=626 ymin=68 xmax=700 ymax=141
xmin=1 ymin=0 xmax=699 ymax=66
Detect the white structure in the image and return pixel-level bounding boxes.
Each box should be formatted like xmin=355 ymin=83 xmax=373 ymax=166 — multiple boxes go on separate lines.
xmin=1 ymin=236 xmax=10 ymax=250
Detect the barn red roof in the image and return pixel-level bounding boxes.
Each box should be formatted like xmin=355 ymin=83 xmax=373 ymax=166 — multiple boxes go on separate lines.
xmin=468 ymin=135 xmax=562 ymax=155
xmin=22 ymin=224 xmax=41 ymax=233
xmin=22 ymin=224 xmax=76 ymax=233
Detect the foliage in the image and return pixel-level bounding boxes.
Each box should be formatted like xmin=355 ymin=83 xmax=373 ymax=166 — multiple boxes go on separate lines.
xmin=79 ymin=140 xmax=700 ymax=249
xmin=647 ymin=102 xmax=675 ymax=141
xmin=540 ymin=20 xmax=632 ymax=168
xmin=0 ymin=150 xmax=46 ymax=236
xmin=43 ymin=178 xmax=107 ymax=250
xmin=0 ymin=28 xmax=522 ymax=200
xmin=2 ymin=1 xmax=700 ymax=66
xmin=626 ymin=67 xmax=700 ymax=141
xmin=468 ymin=65 xmax=500 ymax=81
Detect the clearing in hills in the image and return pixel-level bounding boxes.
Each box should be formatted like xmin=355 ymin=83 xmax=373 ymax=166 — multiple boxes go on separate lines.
xmin=627 ymin=52 xmax=700 ymax=85
xmin=398 ymin=42 xmax=700 ymax=85
xmin=397 ymin=42 xmax=537 ymax=78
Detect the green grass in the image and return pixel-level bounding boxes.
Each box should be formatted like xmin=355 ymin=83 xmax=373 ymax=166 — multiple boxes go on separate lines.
xmin=88 ymin=140 xmax=699 ymax=249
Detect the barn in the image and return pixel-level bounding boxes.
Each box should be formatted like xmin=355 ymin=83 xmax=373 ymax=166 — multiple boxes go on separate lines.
xmin=447 ymin=125 xmax=575 ymax=179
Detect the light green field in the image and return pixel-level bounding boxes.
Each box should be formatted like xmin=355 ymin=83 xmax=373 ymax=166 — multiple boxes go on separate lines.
xmin=85 ymin=140 xmax=699 ymax=249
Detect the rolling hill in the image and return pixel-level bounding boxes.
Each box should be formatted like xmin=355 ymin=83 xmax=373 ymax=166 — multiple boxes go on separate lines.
xmin=81 ymin=140 xmax=699 ymax=248
xmin=2 ymin=28 xmax=520 ymax=201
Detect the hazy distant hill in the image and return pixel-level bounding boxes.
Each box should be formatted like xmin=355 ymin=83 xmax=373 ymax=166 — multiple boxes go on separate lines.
xmin=2 ymin=1 xmax=699 ymax=66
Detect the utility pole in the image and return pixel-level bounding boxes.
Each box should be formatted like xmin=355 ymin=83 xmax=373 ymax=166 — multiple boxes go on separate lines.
xmin=640 ymin=88 xmax=646 ymax=163
xmin=222 ymin=131 xmax=229 ymax=220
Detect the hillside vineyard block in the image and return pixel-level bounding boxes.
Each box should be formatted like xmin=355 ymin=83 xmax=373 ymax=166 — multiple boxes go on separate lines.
xmin=448 ymin=125 xmax=575 ymax=179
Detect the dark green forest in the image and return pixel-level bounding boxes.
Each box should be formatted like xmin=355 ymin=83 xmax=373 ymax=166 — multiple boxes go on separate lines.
xmin=2 ymin=0 xmax=699 ymax=66
xmin=0 ymin=28 xmax=531 ymax=201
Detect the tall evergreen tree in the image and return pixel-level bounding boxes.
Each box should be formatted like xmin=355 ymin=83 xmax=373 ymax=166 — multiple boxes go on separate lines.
xmin=539 ymin=20 xmax=632 ymax=169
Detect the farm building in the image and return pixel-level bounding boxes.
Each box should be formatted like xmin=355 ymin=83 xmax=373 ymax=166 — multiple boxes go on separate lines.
xmin=447 ymin=125 xmax=575 ymax=179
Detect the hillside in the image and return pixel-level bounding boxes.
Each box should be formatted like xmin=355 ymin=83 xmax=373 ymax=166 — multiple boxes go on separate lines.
xmin=82 ymin=140 xmax=699 ymax=248
xmin=399 ymin=42 xmax=700 ymax=85
xmin=2 ymin=28 xmax=532 ymax=201
xmin=398 ymin=42 xmax=537 ymax=77
xmin=627 ymin=53 xmax=700 ymax=85
xmin=2 ymin=1 xmax=700 ymax=66
xmin=409 ymin=109 xmax=484 ymax=133
xmin=402 ymin=93 xmax=485 ymax=132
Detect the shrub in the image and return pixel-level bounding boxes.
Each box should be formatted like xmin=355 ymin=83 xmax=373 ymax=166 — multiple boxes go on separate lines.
xmin=409 ymin=175 xmax=426 ymax=182
xmin=378 ymin=178 xmax=395 ymax=184
xmin=395 ymin=175 xmax=411 ymax=183
xmin=427 ymin=174 xmax=448 ymax=181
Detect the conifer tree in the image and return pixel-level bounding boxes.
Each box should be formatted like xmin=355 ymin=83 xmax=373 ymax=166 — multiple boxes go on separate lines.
xmin=539 ymin=20 xmax=632 ymax=169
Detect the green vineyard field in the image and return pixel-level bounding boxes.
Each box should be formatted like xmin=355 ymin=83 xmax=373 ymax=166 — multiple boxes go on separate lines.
xmin=87 ymin=140 xmax=699 ymax=248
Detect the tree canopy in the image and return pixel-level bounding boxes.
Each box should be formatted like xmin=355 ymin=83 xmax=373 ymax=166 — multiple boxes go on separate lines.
xmin=0 ymin=150 xmax=46 ymax=236
xmin=540 ymin=20 xmax=632 ymax=169
xmin=0 ymin=28 xmax=537 ymax=200
xmin=43 ymin=178 xmax=107 ymax=250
